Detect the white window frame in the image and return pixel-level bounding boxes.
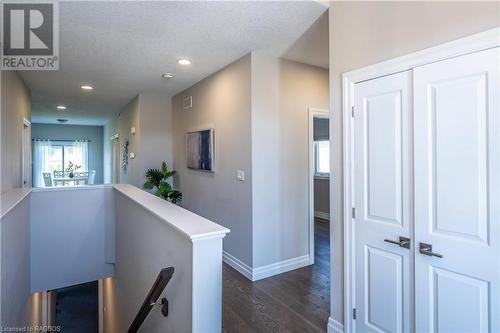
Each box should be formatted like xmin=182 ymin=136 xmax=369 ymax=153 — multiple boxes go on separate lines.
xmin=314 ymin=140 xmax=330 ymax=179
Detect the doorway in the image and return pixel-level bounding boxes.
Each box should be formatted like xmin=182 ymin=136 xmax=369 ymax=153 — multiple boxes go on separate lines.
xmin=55 ymin=281 xmax=99 ymax=333
xmin=22 ymin=118 xmax=31 ymax=187
xmin=111 ymin=135 xmax=120 ymax=183
xmin=308 ymin=108 xmax=329 ymax=265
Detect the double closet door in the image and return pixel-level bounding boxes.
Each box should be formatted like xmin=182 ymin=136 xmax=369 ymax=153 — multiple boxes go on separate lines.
xmin=354 ymin=47 xmax=499 ymax=332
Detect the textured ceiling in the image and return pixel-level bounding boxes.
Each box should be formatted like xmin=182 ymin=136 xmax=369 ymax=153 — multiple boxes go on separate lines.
xmin=22 ymin=1 xmax=329 ymax=125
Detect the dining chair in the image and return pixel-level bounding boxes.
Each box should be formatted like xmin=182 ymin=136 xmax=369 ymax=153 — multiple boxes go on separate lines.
xmin=87 ymin=170 xmax=96 ymax=185
xmin=53 ymin=170 xmax=65 ymax=178
xmin=73 ymin=171 xmax=89 ymax=185
xmin=42 ymin=173 xmax=53 ymax=187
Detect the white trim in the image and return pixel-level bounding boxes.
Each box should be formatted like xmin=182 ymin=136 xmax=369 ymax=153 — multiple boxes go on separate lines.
xmin=223 ymin=251 xmax=253 ymax=280
xmin=315 ymin=210 xmax=330 ymax=221
xmin=252 ymin=254 xmax=310 ymax=281
xmin=21 ymin=117 xmax=31 ymax=188
xmin=341 ymin=27 xmax=500 ymax=332
xmin=314 ymin=174 xmax=330 ymax=180
xmin=308 ymin=107 xmax=329 ymax=265
xmin=345 ymin=27 xmax=500 ymax=84
xmin=223 ymin=251 xmax=310 ymax=281
xmin=98 ymin=279 xmax=104 ymax=333
xmin=327 ymin=317 xmax=344 ymax=333
xmin=40 ymin=291 xmax=50 ymax=327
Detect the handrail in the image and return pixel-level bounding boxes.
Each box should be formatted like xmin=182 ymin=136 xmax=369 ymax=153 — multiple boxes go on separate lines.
xmin=127 ymin=267 xmax=175 ymax=333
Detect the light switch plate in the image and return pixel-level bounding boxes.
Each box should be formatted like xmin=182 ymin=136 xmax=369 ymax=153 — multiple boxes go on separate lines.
xmin=130 ymin=152 xmax=135 ymax=159
xmin=236 ymin=170 xmax=245 ymax=181
xmin=131 ymin=127 xmax=136 ymax=135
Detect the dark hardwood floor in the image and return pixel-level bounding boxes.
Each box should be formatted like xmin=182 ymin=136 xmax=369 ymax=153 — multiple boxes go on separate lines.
xmin=223 ymin=220 xmax=330 ymax=333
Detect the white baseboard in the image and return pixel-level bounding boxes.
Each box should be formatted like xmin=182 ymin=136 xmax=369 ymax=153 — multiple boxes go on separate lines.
xmin=315 ymin=210 xmax=330 ymax=221
xmin=252 ymin=254 xmax=310 ymax=281
xmin=223 ymin=251 xmax=253 ymax=280
xmin=223 ymin=251 xmax=310 ymax=281
xmin=327 ymin=317 xmax=344 ymax=333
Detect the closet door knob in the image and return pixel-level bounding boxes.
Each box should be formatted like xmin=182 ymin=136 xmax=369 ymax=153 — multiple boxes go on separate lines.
xmin=384 ymin=236 xmax=410 ymax=249
xmin=419 ymin=242 xmax=443 ymax=258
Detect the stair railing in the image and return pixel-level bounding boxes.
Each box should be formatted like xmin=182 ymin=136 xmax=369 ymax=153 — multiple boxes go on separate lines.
xmin=127 ymin=267 xmax=174 ymax=333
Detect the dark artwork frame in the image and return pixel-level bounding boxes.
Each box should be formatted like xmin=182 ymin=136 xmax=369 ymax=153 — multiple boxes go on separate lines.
xmin=186 ymin=129 xmax=214 ymax=172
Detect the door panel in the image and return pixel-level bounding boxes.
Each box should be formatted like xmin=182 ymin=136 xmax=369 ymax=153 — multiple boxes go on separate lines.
xmin=414 ymin=47 xmax=500 ymax=332
xmin=354 ymin=70 xmax=413 ymax=332
xmin=364 ymin=246 xmax=403 ymax=332
xmin=365 ymin=91 xmax=403 ymax=226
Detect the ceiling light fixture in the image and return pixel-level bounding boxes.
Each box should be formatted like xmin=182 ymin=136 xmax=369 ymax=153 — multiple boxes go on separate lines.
xmin=177 ymin=58 xmax=191 ymax=65
xmin=162 ymin=73 xmax=174 ymax=79
xmin=57 ymin=105 xmax=67 ymax=110
xmin=81 ymin=84 xmax=94 ymax=90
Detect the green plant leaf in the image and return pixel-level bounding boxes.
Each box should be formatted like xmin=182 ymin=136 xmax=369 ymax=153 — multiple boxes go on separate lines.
xmin=144 ymin=161 xmax=182 ymax=202
xmin=168 ymin=190 xmax=183 ymax=204
xmin=145 ymin=168 xmax=163 ymax=187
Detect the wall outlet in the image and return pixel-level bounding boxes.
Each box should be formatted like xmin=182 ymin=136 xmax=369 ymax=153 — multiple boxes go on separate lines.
xmin=236 ymin=170 xmax=245 ymax=181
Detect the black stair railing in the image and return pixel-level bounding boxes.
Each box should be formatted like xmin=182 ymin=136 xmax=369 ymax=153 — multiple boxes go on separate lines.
xmin=127 ymin=267 xmax=175 ymax=333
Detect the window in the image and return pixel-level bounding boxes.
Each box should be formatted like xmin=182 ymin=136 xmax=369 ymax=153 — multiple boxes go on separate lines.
xmin=33 ymin=140 xmax=89 ymax=187
xmin=314 ymin=140 xmax=330 ymax=177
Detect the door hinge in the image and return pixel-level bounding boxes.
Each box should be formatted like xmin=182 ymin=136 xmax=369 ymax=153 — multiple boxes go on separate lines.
xmin=351 ymin=106 xmax=355 ymax=118
xmin=352 ymin=308 xmax=356 ymax=320
xmin=352 ymin=207 xmax=356 ymax=219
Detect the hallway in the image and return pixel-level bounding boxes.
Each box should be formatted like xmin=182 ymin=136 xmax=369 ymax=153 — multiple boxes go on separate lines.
xmin=223 ymin=221 xmax=330 ymax=332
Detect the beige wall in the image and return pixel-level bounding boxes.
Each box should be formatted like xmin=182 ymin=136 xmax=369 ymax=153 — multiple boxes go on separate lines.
xmin=314 ymin=178 xmax=329 ymax=215
xmin=137 ymin=94 xmax=173 ymax=187
xmin=329 ymin=1 xmax=500 ymax=325
xmin=172 ymin=55 xmax=254 ymax=266
xmin=172 ymin=53 xmax=328 ymax=271
xmin=104 ymin=94 xmax=172 ymax=187
xmin=1 ymin=71 xmax=31 ymax=193
xmin=115 ymin=97 xmax=141 ymax=186
xmin=251 ymin=53 xmax=329 ymax=267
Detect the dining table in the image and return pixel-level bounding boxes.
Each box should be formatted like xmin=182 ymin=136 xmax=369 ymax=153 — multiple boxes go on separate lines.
xmin=53 ymin=176 xmax=88 ymax=186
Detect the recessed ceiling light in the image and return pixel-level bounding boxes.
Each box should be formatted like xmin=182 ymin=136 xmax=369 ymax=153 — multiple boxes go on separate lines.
xmin=56 ymin=105 xmax=66 ymax=110
xmin=162 ymin=73 xmax=174 ymax=79
xmin=177 ymin=58 xmax=191 ymax=65
xmin=81 ymin=84 xmax=94 ymax=90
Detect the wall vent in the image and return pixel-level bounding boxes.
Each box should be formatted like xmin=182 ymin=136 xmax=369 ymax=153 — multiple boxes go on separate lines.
xmin=183 ymin=96 xmax=193 ymax=110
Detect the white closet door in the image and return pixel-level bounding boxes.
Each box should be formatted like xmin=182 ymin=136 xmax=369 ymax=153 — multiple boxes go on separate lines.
xmin=414 ymin=47 xmax=500 ymax=332
xmin=354 ymin=71 xmax=413 ymax=332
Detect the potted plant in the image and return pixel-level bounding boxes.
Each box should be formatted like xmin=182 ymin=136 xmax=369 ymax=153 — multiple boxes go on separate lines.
xmin=144 ymin=161 xmax=182 ymax=204
xmin=65 ymin=161 xmax=82 ymax=179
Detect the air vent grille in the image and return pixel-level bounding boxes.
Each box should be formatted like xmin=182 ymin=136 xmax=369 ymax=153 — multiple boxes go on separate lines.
xmin=183 ymin=96 xmax=193 ymax=110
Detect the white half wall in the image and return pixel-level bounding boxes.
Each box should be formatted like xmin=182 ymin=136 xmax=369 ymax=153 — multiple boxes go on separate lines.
xmin=0 ymin=188 xmax=46 ymax=329
xmin=104 ymin=185 xmax=228 ymax=332
xmin=0 ymin=190 xmax=34 ymax=327
xmin=30 ymin=186 xmax=115 ymax=292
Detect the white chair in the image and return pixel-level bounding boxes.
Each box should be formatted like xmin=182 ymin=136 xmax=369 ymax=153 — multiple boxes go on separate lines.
xmin=87 ymin=170 xmax=96 ymax=185
xmin=42 ymin=173 xmax=53 ymax=187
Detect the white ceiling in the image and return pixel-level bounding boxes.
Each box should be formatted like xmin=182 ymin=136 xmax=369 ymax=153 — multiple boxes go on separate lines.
xmin=22 ymin=1 xmax=329 ymax=125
